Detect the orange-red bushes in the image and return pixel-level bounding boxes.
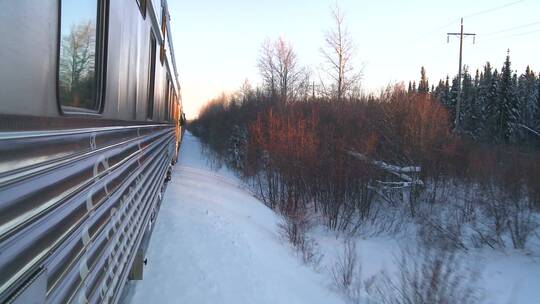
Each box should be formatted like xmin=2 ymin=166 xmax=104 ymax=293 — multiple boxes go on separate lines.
xmin=246 ymin=102 xmax=382 ymax=230
xmin=376 ymin=88 xmax=453 ymax=175
xmin=192 ymin=84 xmax=540 ymax=233
xmin=246 ymin=105 xmax=319 ymax=213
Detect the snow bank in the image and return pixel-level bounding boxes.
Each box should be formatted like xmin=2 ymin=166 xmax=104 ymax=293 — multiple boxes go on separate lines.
xmin=122 ymin=132 xmax=540 ymax=304
xmin=122 ymin=133 xmax=344 ymax=304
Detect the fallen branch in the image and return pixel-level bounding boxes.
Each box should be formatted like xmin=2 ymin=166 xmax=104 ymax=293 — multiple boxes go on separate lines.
xmin=347 ymin=150 xmax=423 ymax=186
xmin=514 ymin=123 xmax=540 ymax=138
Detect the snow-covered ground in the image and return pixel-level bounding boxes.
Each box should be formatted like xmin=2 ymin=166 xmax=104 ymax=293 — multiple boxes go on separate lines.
xmin=122 ymin=132 xmax=344 ymax=304
xmin=314 ymin=229 xmax=540 ymax=304
xmin=123 ymin=132 xmax=540 ymax=304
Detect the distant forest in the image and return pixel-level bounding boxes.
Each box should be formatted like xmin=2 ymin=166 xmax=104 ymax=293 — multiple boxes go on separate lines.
xmin=414 ymin=53 xmax=540 ymax=145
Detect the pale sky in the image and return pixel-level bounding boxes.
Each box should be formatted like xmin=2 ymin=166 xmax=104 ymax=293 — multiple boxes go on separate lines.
xmin=167 ymin=0 xmax=540 ymax=119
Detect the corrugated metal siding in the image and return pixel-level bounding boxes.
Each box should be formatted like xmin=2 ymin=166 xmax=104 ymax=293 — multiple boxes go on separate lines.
xmin=0 ymin=124 xmax=176 ymax=303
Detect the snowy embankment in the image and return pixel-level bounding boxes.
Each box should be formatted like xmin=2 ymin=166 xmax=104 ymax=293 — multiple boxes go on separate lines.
xmin=122 ymin=133 xmax=344 ymax=304
xmin=123 ymin=132 xmax=540 ymax=304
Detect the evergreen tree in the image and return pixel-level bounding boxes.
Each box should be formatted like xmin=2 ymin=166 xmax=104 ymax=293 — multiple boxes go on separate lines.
xmin=517 ymin=66 xmax=539 ymax=141
xmin=460 ymin=68 xmax=478 ymax=136
xmin=495 ymin=51 xmax=519 ymax=143
xmin=433 ymin=79 xmax=447 ymax=105
xmin=433 ymin=76 xmax=451 ymax=114
xmin=476 ymin=63 xmax=493 ymax=140
xmin=418 ymin=66 xmax=429 ymax=94
xmin=472 ymin=69 xmax=482 ymax=137
xmin=447 ymin=75 xmax=460 ymax=126
xmin=444 ymin=76 xmax=450 ymax=105
xmin=485 ymin=69 xmax=500 ymax=142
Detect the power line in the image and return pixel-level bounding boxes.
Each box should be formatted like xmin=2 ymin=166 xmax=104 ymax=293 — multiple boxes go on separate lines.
xmin=412 ymin=0 xmax=526 ymax=43
xmin=481 ymin=20 xmax=540 ymax=37
xmin=462 ymin=0 xmax=525 ymax=19
xmin=482 ymin=28 xmax=540 ymax=42
xmin=504 ymin=28 xmax=540 ymax=38
xmin=409 ymin=19 xmax=460 ymax=44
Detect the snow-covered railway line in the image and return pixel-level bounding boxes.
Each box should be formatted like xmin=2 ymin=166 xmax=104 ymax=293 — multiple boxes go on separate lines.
xmin=124 ymin=133 xmax=344 ymax=304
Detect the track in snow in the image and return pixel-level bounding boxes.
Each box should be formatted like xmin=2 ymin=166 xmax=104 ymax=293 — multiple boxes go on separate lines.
xmin=122 ymin=133 xmax=343 ymax=304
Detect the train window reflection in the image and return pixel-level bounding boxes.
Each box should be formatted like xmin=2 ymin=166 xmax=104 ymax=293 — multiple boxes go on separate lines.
xmin=58 ymin=0 xmax=101 ymax=112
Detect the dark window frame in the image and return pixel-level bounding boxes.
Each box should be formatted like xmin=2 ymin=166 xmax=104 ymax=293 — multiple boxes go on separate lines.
xmin=164 ymin=77 xmax=171 ymax=121
xmin=135 ymin=0 xmax=147 ymax=19
xmin=160 ymin=5 xmax=167 ymax=65
xmin=56 ymin=0 xmax=109 ymax=116
xmin=147 ymin=32 xmax=157 ymax=120
xmin=173 ymin=93 xmax=177 ymax=120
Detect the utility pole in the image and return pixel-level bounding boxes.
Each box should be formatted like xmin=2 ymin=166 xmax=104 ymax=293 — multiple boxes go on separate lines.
xmin=447 ymin=18 xmax=476 ymax=132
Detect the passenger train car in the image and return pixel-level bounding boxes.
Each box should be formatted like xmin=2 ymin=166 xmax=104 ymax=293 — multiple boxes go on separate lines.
xmin=0 ymin=0 xmax=184 ymax=303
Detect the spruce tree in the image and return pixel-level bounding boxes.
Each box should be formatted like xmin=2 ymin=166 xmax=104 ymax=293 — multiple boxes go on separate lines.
xmin=485 ymin=69 xmax=500 ymax=142
xmin=472 ymin=69 xmax=482 ymax=137
xmin=477 ymin=63 xmax=493 ymax=140
xmin=517 ymin=66 xmax=538 ymax=142
xmin=434 ymin=80 xmax=446 ymax=104
xmin=460 ymin=68 xmax=478 ymax=136
xmin=497 ymin=51 xmax=519 ymax=143
xmin=447 ymin=75 xmax=460 ymax=126
xmin=444 ymin=76 xmax=450 ymax=106
xmin=433 ymin=76 xmax=451 ymax=109
xmin=418 ymin=67 xmax=429 ymax=94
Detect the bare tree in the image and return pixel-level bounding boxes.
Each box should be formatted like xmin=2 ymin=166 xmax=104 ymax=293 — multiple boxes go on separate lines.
xmin=258 ymin=38 xmax=308 ymax=104
xmin=258 ymin=39 xmax=277 ymax=99
xmin=320 ymin=4 xmax=361 ymax=101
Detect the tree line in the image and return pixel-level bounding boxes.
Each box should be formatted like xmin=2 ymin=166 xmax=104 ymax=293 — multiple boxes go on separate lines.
xmin=413 ymin=54 xmax=540 ymax=145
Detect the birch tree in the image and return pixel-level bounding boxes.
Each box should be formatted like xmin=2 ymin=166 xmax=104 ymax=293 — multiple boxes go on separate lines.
xmin=258 ymin=38 xmax=308 ymax=104
xmin=320 ymin=5 xmax=361 ymax=101
xmin=258 ymin=39 xmax=277 ymax=99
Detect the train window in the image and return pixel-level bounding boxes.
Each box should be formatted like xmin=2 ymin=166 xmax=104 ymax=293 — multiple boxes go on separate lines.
xmin=173 ymin=93 xmax=177 ymax=119
xmin=58 ymin=0 xmax=107 ymax=113
xmin=164 ymin=78 xmax=170 ymax=120
xmin=160 ymin=41 xmax=166 ymax=65
xmin=170 ymin=87 xmax=175 ymax=120
xmin=147 ymin=33 xmax=157 ymax=120
xmin=169 ymin=92 xmax=173 ymax=121
xmin=169 ymin=84 xmax=173 ymax=120
xmin=136 ymin=0 xmax=146 ymax=18
xmin=161 ymin=6 xmax=167 ymax=39
xmin=160 ymin=6 xmax=167 ymax=65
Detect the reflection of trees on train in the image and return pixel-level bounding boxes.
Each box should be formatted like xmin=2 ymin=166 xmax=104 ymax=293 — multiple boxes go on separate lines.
xmin=59 ymin=21 xmax=96 ymax=109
